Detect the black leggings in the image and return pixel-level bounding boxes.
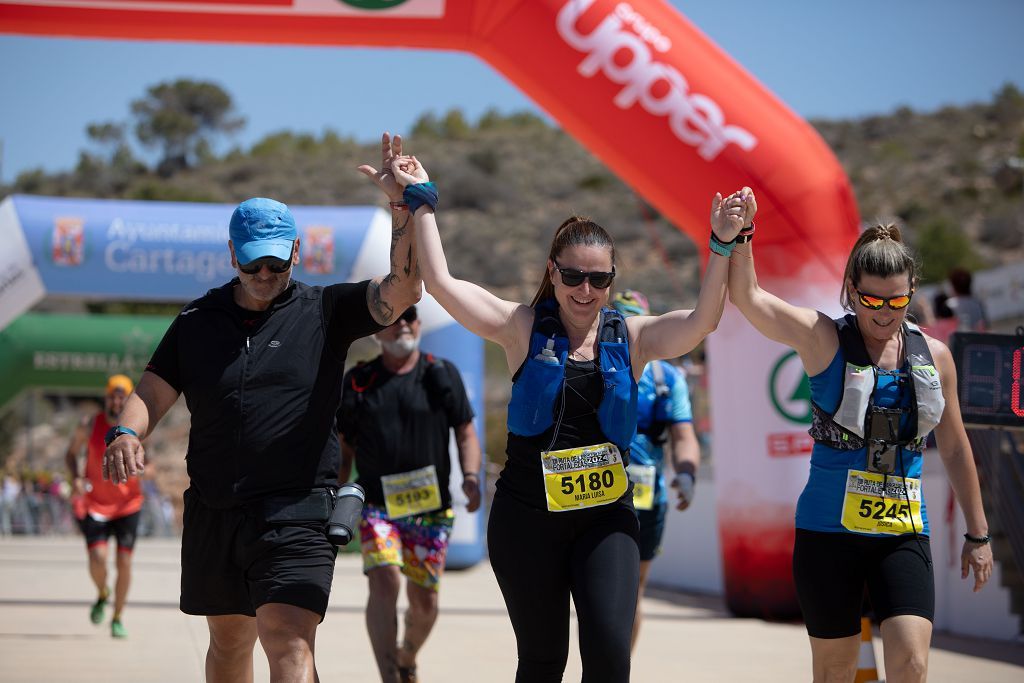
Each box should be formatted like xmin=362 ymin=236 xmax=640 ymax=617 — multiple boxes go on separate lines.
xmin=488 ymin=491 xmax=640 ymax=683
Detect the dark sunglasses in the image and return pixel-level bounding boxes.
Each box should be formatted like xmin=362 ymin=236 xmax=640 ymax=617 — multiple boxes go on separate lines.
xmin=552 ymin=259 xmax=616 ymax=289
xmin=391 ymin=308 xmax=418 ymax=325
xmin=238 ymin=256 xmax=293 ymax=275
xmin=856 ymin=289 xmax=913 ymax=310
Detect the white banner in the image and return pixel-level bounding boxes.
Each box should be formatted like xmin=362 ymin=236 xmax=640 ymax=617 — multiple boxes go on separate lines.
xmin=0 ymin=197 xmax=45 ymax=331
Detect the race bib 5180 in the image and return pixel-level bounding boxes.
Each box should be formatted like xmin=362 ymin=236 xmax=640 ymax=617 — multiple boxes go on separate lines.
xmin=542 ymin=442 xmax=628 ymax=512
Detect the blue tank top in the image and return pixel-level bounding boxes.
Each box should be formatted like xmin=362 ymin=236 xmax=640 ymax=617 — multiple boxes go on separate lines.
xmin=795 ymin=348 xmax=930 ymax=536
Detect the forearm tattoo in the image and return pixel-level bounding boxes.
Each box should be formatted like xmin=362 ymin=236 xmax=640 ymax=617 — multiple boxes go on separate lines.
xmin=369 ymin=212 xmax=413 ymax=325
xmin=368 ymin=281 xmax=396 ymax=324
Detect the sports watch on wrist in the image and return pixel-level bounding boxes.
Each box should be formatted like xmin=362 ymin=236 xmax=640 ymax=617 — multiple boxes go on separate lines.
xmin=104 ymin=425 xmax=139 ymax=447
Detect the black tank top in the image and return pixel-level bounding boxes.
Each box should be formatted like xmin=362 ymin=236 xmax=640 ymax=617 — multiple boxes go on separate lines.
xmin=498 ymin=359 xmax=632 ymax=510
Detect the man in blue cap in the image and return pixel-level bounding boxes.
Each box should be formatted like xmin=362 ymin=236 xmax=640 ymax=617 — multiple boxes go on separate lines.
xmin=102 ymin=133 xmax=421 ymax=682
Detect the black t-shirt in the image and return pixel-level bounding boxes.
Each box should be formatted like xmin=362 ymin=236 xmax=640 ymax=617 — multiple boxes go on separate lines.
xmin=499 ymin=359 xmax=633 ymax=510
xmin=338 ymin=354 xmax=474 ymax=508
xmin=146 ymin=279 xmax=383 ymax=507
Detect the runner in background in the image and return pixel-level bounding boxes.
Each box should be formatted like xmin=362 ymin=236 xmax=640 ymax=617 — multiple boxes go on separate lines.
xmin=64 ymin=374 xmax=143 ymax=639
xmin=338 ymin=304 xmax=481 ymax=683
xmin=611 ymin=290 xmax=701 ymax=651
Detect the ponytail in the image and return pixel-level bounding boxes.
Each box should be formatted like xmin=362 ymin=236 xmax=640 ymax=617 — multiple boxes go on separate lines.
xmin=840 ymin=223 xmax=919 ymax=310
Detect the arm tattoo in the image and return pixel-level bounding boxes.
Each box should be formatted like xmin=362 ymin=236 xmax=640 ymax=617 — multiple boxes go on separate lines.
xmin=368 ymin=281 xmax=395 ymax=325
xmin=370 ymin=212 xmax=411 ymax=325
xmin=403 ymin=244 xmax=413 ymax=277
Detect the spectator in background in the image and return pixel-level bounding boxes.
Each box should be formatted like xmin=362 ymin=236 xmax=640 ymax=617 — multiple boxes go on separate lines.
xmin=948 ymin=268 xmax=989 ymax=331
xmin=0 ymin=473 xmax=19 ymax=535
xmin=929 ymin=292 xmax=958 ymax=345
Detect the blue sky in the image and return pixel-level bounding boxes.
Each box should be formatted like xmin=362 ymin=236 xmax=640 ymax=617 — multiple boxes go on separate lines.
xmin=1 ymin=0 xmax=1022 ymax=181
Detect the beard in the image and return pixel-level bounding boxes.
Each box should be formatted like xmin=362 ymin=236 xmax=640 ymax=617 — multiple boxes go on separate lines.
xmin=381 ymin=336 xmax=419 ymax=358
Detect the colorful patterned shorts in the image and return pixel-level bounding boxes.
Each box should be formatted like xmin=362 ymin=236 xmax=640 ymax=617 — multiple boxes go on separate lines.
xmin=359 ymin=504 xmax=455 ymax=590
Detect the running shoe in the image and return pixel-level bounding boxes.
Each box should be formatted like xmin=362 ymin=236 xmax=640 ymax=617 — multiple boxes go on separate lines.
xmin=89 ymin=594 xmax=108 ymax=624
xmin=110 ymin=619 xmax=127 ymax=639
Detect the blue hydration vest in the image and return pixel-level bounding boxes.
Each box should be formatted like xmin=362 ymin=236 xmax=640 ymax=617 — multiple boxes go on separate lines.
xmin=506 ymin=299 xmax=638 ymax=453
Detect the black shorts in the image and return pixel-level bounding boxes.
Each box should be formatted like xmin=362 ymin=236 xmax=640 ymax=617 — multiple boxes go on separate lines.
xmin=793 ymin=528 xmax=934 ymax=639
xmin=180 ymin=488 xmax=338 ymax=619
xmin=636 ymin=503 xmax=667 ymax=562
xmin=79 ymin=511 xmax=141 ymax=551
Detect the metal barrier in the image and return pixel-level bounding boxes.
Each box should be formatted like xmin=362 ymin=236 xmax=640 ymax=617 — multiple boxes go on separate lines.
xmin=968 ymin=428 xmax=1024 ymax=631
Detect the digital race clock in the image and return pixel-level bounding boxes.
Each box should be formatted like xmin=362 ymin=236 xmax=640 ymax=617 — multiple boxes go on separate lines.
xmin=949 ymin=330 xmax=1024 ymax=429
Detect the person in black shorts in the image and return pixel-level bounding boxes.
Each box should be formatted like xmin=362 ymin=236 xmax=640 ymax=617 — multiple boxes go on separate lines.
xmin=728 ymin=193 xmax=993 ymax=682
xmin=102 ymin=133 xmax=421 ymax=682
xmin=387 ymin=153 xmax=750 ymax=682
xmin=338 ymin=303 xmax=481 ymax=682
xmin=64 ymin=374 xmax=145 ymax=638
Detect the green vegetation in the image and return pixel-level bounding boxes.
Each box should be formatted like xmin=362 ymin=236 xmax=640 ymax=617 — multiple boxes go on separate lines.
xmin=4 ymin=79 xmax=1023 ymax=301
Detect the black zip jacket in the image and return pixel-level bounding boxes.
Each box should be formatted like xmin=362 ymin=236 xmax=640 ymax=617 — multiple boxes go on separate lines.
xmin=146 ymin=278 xmax=382 ymax=508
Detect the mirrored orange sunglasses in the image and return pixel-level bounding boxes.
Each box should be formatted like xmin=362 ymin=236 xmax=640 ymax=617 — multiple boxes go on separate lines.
xmin=856 ymin=289 xmax=913 ymax=310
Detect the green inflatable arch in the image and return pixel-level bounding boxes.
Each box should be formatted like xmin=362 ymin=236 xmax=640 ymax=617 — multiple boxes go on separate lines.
xmin=0 ymin=313 xmax=172 ymax=410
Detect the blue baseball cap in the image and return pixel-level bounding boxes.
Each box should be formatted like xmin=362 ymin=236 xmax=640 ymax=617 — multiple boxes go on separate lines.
xmin=229 ymin=197 xmax=297 ymax=265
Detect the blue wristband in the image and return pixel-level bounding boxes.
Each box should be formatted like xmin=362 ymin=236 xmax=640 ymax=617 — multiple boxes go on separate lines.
xmin=104 ymin=425 xmax=139 ymax=446
xmin=403 ymin=182 xmax=438 ymax=214
xmin=708 ymin=235 xmax=735 ymax=257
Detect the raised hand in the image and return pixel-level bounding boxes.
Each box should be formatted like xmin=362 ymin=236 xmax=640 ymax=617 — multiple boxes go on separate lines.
xmin=357 ymin=131 xmax=405 ymax=202
xmin=391 ymin=155 xmax=430 ymax=187
xmin=710 ymin=187 xmax=751 ymax=242
xmin=740 ymin=186 xmax=758 ymax=228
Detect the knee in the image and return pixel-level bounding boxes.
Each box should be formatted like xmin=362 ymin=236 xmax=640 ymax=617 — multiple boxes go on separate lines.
xmin=209 ymin=622 xmax=258 ymax=660
xmin=818 ymin=660 xmax=858 ymax=683
xmin=407 ymin=587 xmax=438 ymax=616
xmin=256 ymin=606 xmax=318 ymax=662
xmin=367 ymin=568 xmax=402 ymax=603
xmin=88 ymin=547 xmax=108 ymax=567
xmin=889 ymin=651 xmax=928 ymax=681
xmin=115 ymin=552 xmax=132 ymax=572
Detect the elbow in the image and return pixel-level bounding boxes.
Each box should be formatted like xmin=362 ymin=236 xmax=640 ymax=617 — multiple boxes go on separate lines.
xmin=409 ymin=280 xmax=423 ymax=304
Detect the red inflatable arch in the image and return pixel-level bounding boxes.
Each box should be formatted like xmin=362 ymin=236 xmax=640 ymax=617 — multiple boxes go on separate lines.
xmin=1 ymin=0 xmax=860 ymax=618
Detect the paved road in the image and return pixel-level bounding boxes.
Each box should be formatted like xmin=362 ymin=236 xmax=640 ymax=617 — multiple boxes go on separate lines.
xmin=0 ymin=537 xmax=1021 ymax=682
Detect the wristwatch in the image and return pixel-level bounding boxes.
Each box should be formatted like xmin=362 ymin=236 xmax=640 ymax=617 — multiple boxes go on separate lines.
xmin=104 ymin=425 xmax=139 ymax=447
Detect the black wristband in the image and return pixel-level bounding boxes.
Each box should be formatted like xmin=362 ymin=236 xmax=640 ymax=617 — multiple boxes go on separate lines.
xmin=734 ymin=221 xmax=755 ymax=244
xmin=710 ymin=230 xmax=736 ymax=246
xmin=964 ymin=532 xmax=991 ymax=544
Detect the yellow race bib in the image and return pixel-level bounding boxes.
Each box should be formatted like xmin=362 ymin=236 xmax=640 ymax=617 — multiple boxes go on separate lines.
xmin=628 ymin=464 xmax=656 ymax=511
xmin=380 ymin=465 xmax=442 ymax=519
xmin=542 ymin=443 xmax=628 ymax=512
xmin=840 ymin=469 xmax=923 ymax=535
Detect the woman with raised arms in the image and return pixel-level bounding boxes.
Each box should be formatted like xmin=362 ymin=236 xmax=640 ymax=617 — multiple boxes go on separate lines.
xmin=389 ymin=153 xmax=752 ymax=682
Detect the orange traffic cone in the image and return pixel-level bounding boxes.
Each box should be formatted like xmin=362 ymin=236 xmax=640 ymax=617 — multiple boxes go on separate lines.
xmin=854 ymin=617 xmax=882 ymax=683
